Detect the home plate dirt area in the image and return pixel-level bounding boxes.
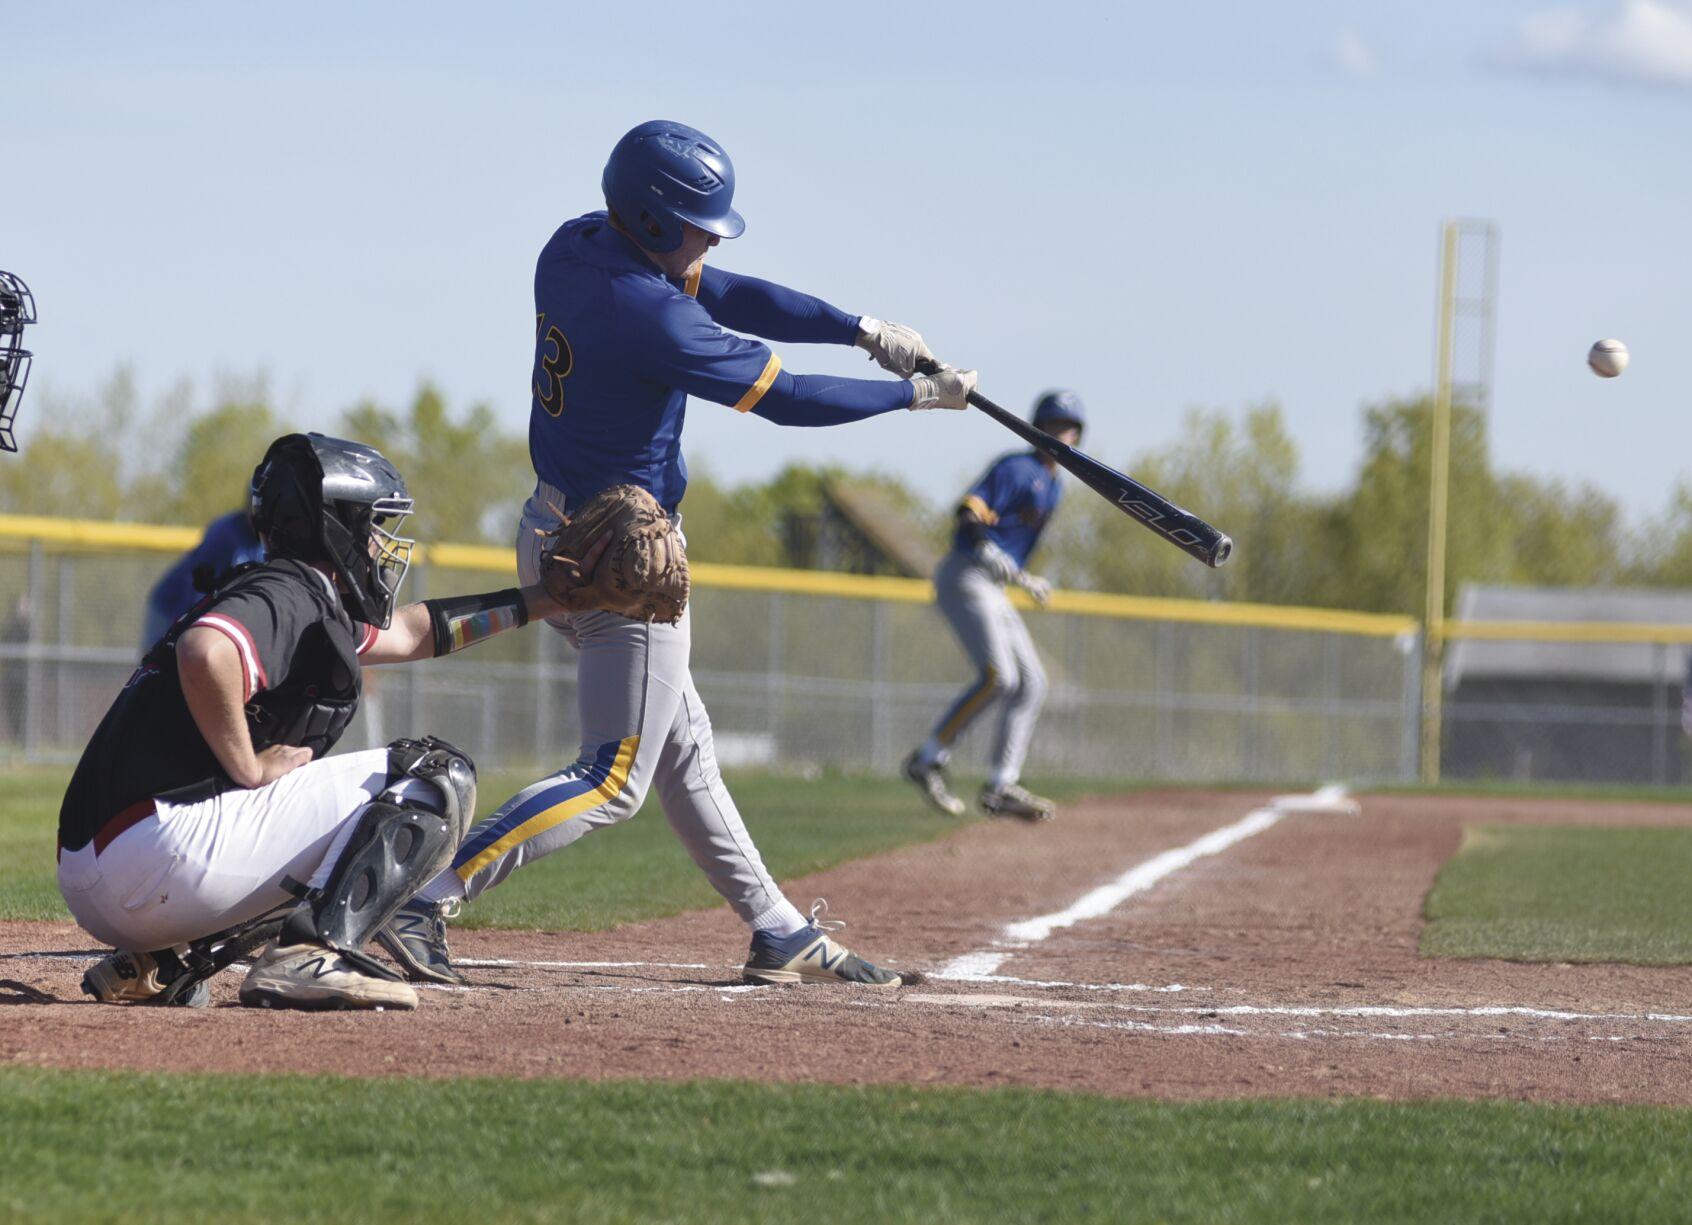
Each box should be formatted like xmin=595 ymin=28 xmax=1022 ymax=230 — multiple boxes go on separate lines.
xmin=4 ymin=789 xmax=1691 ymax=1104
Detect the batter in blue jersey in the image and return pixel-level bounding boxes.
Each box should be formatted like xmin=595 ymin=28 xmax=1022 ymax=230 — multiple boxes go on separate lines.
xmin=905 ymin=391 xmax=1087 ymax=822
xmin=529 ymin=211 xmax=936 ymax=513
xmin=403 ymin=121 xmax=977 ymax=989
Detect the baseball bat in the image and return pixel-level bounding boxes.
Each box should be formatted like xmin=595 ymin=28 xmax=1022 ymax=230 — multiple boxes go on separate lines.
xmin=916 ymin=360 xmax=1233 ymax=568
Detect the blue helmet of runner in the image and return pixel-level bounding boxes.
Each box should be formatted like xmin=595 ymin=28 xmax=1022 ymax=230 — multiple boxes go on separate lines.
xmin=602 ymin=120 xmax=746 ymax=255
xmin=1031 ymin=389 xmax=1086 ymax=437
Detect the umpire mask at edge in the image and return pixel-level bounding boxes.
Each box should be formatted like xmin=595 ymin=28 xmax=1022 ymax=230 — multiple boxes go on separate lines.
xmin=250 ymin=433 xmax=416 ymax=629
xmin=0 ymin=271 xmax=36 ymax=454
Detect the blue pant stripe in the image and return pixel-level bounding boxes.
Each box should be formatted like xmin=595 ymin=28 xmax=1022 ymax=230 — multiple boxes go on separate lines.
xmin=453 ymin=739 xmax=623 ymax=868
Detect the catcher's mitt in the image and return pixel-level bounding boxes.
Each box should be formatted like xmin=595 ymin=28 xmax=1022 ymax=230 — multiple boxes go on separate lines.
xmin=537 ymin=485 xmax=689 ymax=624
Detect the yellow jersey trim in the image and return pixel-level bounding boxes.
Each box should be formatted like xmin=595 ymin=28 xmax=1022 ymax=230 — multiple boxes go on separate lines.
xmin=961 ymin=494 xmax=1000 ymax=526
xmin=732 ymin=353 xmax=782 ymax=414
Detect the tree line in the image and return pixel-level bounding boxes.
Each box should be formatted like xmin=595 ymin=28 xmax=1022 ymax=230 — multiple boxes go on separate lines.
xmin=2 ymin=368 xmax=1682 ymax=616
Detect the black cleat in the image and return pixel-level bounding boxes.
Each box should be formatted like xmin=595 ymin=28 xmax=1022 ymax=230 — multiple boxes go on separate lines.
xmin=743 ymin=900 xmax=903 ymax=989
xmin=374 ymin=898 xmax=467 ymax=985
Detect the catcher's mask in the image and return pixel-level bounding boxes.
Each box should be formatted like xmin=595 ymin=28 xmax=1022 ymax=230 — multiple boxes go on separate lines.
xmin=250 ymin=433 xmax=415 ymax=628
xmin=0 ymin=271 xmax=37 ymax=454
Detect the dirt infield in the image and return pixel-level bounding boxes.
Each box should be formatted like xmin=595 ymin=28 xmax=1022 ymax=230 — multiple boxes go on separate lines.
xmin=5 ymin=789 xmax=1692 ymax=1104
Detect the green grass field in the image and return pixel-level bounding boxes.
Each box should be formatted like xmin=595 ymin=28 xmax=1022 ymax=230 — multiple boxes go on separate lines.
xmin=4 ymin=1069 xmax=1691 ymax=1224
xmin=0 ymin=765 xmax=1090 ymax=929
xmin=0 ymin=767 xmax=73 ymax=922
xmin=1422 ymin=824 xmax=1692 ymax=963
xmin=16 ymin=773 xmax=1692 ymax=1221
xmin=1375 ymin=779 xmax=1692 ymax=805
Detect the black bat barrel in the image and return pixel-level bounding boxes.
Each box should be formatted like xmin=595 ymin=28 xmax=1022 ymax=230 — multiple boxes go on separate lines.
xmin=914 ymin=360 xmax=1233 ymax=568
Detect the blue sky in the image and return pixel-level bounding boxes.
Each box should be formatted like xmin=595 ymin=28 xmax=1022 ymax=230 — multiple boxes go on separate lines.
xmin=6 ymin=1 xmax=1690 ymax=519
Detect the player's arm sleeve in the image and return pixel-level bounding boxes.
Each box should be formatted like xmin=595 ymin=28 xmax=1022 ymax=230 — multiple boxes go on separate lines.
xmin=751 ymin=371 xmax=914 ymax=426
xmin=190 ymin=578 xmax=308 ymax=701
xmin=636 ymin=299 xmax=912 ymax=426
xmin=687 ymin=265 xmax=860 ymax=345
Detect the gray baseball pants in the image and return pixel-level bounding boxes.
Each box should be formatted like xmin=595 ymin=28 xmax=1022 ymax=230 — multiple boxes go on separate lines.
xmin=924 ymin=548 xmax=1047 ymax=785
xmin=430 ymin=483 xmax=797 ymax=929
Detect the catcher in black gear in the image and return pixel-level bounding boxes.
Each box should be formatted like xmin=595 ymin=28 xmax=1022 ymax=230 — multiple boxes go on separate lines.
xmin=63 ymin=432 xmax=603 ymax=1010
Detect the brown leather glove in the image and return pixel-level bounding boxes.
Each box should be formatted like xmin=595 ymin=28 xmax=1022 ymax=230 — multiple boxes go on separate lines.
xmin=536 ymin=485 xmax=689 ymax=624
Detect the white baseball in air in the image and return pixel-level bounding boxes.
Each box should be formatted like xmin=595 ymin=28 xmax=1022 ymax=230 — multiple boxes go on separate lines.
xmin=1588 ymin=338 xmax=1629 ymax=378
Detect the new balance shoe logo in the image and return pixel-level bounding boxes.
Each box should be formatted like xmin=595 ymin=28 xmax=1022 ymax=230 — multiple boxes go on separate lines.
xmin=803 ymin=942 xmax=846 ymax=972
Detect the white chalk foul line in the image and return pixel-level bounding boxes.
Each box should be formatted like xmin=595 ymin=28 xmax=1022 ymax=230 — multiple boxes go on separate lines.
xmin=937 ymin=787 xmax=1353 ymax=981
xmin=1021 ymin=1013 xmax=1677 ymax=1045
xmin=455 ymin=958 xmax=713 ymax=970
xmin=897 ymin=993 xmax=1692 ymax=1025
xmin=17 ymin=949 xmax=1692 ymax=1041
xmin=942 ymin=975 xmax=1200 ymax=993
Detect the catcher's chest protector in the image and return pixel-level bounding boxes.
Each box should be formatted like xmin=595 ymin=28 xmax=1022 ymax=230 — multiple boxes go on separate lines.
xmin=146 ymin=563 xmax=364 ymax=758
xmin=244 ymin=619 xmax=362 ymax=756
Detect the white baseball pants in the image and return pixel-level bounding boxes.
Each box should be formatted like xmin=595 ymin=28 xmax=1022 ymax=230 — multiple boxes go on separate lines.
xmin=57 ymin=749 xmax=397 ymax=952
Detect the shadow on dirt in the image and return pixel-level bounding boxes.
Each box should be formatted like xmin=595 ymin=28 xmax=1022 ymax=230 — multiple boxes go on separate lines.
xmin=0 ymin=978 xmax=57 ymax=1004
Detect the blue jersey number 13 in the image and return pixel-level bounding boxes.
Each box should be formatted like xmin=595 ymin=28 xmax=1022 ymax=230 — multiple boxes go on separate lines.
xmin=534 ymin=312 xmax=573 ymax=418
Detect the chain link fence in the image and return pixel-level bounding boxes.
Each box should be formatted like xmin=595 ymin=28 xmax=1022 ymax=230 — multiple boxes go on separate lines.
xmin=0 ymin=523 xmax=1426 ymax=784
xmin=14 ymin=521 xmax=1691 ymax=788
xmin=1441 ymin=666 xmax=1690 ymax=786
xmin=1439 ymin=588 xmax=1692 ymax=786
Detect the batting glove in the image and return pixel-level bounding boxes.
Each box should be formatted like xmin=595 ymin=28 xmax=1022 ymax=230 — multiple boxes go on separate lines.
xmin=973 ymin=539 xmax=1021 ymax=584
xmin=1018 ymin=573 xmax=1053 ymax=607
xmin=909 ymin=366 xmax=977 ymax=411
xmin=856 ymin=317 xmax=935 ymax=377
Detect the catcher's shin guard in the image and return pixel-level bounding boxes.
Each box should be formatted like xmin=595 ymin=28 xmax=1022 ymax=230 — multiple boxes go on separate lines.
xmin=386 ymin=736 xmax=477 ymax=838
xmin=278 ymin=738 xmax=475 ymax=957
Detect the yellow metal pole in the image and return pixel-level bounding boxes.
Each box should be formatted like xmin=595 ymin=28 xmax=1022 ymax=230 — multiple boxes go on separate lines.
xmin=1420 ymin=221 xmax=1459 ymax=783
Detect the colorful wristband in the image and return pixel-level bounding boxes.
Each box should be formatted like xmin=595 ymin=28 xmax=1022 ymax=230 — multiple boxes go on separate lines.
xmin=424 ymin=588 xmax=528 ymax=657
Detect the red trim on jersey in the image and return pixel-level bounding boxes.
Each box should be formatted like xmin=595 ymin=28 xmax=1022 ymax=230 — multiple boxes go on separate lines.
xmin=356 ymin=622 xmax=380 ymax=656
xmin=194 ymin=613 xmax=267 ymax=700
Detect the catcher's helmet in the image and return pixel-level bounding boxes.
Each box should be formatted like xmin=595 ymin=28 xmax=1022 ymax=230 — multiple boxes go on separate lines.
xmin=250 ymin=433 xmax=415 ymax=628
xmin=0 ymin=271 xmax=37 ymax=454
xmin=1031 ymin=389 xmax=1085 ymax=438
xmin=602 ymin=120 xmax=745 ymax=254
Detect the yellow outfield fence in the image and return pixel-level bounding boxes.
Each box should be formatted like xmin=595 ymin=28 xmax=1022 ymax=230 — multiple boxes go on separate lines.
xmin=1 ymin=513 xmax=1688 ymax=785
xmin=0 ymin=513 xmax=1413 ymax=637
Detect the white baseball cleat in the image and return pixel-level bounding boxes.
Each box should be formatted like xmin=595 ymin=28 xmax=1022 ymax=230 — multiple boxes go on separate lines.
xmin=902 ymin=751 xmax=966 ymax=817
xmin=239 ymin=941 xmax=419 ymax=1011
xmin=978 ymin=783 xmax=1055 ymax=823
xmin=82 ymin=950 xmax=171 ymax=1003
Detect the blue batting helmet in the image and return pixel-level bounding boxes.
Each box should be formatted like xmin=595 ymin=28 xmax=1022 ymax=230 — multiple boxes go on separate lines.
xmin=1031 ymin=389 xmax=1086 ymax=436
xmin=602 ymin=120 xmax=746 ymax=254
